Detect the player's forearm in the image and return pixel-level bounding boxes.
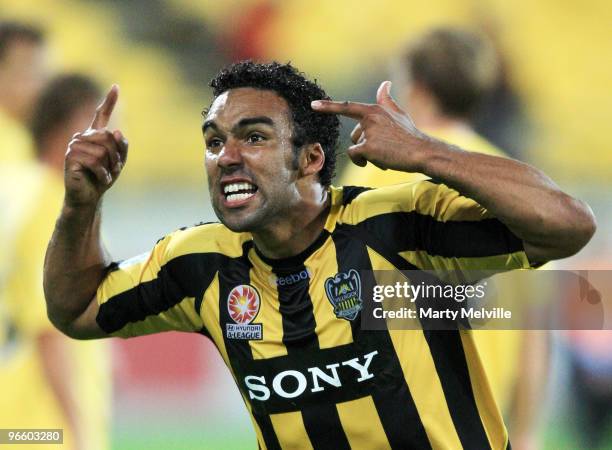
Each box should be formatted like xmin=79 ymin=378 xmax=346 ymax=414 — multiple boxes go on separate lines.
xmin=312 ymin=85 xmax=596 ymax=262
xmin=418 ymin=141 xmax=596 ymax=261
xmin=43 ymin=202 xmax=110 ymax=333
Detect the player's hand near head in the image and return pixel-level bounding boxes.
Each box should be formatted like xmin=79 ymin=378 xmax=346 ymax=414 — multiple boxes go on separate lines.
xmin=64 ymin=84 xmax=128 ymax=208
xmin=311 ymin=81 xmax=429 ymax=172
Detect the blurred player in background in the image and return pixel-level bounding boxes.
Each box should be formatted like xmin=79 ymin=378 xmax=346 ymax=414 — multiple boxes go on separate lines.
xmin=0 ymin=21 xmax=49 ymax=163
xmin=0 ymin=74 xmax=110 ymax=450
xmin=341 ymin=27 xmax=548 ymax=449
xmin=342 ymin=27 xmax=504 ymax=185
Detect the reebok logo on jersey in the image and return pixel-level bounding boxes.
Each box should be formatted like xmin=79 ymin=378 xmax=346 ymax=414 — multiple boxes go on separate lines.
xmin=325 ymin=269 xmax=363 ymax=321
xmin=268 ymin=268 xmax=312 ymax=287
xmin=226 ymin=284 xmax=263 ymax=340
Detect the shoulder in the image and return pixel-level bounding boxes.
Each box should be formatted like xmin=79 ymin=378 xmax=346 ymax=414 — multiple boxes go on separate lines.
xmin=107 ymin=222 xmax=250 ymax=295
xmin=333 ymin=181 xmax=490 ymax=229
xmin=159 ymin=221 xmax=251 ymax=263
xmin=335 ymin=181 xmax=447 ymax=225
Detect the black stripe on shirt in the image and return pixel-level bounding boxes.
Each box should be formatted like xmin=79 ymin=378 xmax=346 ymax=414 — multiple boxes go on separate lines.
xmin=332 ymin=227 xmax=432 ymax=449
xmin=303 ymin=403 xmax=351 ymax=450
xmin=423 ymin=330 xmax=491 ymax=450
xmin=341 ymin=185 xmax=372 ymax=205
xmin=359 ymin=211 xmax=523 ymax=258
xmin=97 ymin=252 xmax=222 ymax=334
xmin=272 ymin=261 xmax=351 ymax=449
xmin=273 ymin=264 xmax=318 ymax=350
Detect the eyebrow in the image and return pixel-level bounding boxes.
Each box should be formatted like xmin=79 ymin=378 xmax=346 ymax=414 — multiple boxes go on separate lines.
xmin=202 ymin=116 xmax=275 ymax=134
xmin=202 ymin=120 xmax=218 ymax=133
xmin=235 ymin=116 xmax=275 ymax=129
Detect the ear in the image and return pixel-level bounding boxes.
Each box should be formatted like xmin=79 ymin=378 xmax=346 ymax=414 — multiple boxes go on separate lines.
xmin=299 ymin=143 xmax=325 ymax=179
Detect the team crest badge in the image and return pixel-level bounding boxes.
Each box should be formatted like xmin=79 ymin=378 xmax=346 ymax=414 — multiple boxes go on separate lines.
xmin=324 ymin=269 xmax=363 ymax=321
xmin=226 ymin=284 xmax=263 ymax=340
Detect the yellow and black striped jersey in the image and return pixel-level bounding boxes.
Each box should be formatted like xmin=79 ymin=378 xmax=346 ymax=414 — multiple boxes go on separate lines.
xmin=340 ymin=127 xmax=524 ymax=414
xmin=96 ymin=181 xmax=530 ymax=450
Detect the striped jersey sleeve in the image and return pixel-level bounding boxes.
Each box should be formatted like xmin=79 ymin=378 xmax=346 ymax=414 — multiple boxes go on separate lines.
xmin=338 ymin=181 xmax=531 ymax=272
xmin=95 ymin=233 xmax=204 ymax=338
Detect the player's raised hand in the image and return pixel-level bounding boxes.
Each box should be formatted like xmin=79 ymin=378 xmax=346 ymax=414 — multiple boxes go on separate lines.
xmin=311 ymin=81 xmax=429 ymax=171
xmin=64 ymin=84 xmax=129 ymax=208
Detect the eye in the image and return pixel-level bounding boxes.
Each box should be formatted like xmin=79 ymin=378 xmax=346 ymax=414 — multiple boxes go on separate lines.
xmin=247 ymin=133 xmax=265 ymax=144
xmin=206 ymin=137 xmax=223 ymax=150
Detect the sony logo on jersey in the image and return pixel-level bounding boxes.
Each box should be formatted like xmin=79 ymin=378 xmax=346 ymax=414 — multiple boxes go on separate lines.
xmin=244 ymin=350 xmax=379 ymax=401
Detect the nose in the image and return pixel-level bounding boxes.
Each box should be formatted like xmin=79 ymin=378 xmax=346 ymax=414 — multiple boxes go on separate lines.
xmin=217 ymin=138 xmax=243 ymax=169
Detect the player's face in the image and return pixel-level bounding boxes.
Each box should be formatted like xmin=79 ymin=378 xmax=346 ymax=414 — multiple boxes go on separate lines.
xmin=204 ymin=88 xmax=301 ymax=232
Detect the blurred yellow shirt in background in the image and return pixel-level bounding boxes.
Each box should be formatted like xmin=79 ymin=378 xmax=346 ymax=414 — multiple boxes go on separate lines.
xmin=0 ymin=162 xmax=110 ymax=450
xmin=341 ymin=126 xmax=504 ymax=187
xmin=0 ymin=109 xmax=33 ymax=163
xmin=340 ymin=126 xmax=521 ymax=413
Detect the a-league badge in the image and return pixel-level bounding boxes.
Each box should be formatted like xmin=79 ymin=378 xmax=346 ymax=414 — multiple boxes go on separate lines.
xmin=226 ymin=284 xmax=263 ymax=340
xmin=324 ymin=269 xmax=363 ymax=321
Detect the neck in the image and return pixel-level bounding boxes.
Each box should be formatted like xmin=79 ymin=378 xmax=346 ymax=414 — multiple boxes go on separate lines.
xmin=415 ymin=113 xmax=471 ymax=134
xmin=252 ymin=183 xmax=330 ymax=260
xmin=405 ymin=87 xmax=472 ymax=134
xmin=38 ymin=135 xmax=68 ymax=174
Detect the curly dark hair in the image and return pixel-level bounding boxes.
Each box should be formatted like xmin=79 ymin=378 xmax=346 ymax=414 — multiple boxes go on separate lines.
xmin=208 ymin=61 xmax=339 ymax=186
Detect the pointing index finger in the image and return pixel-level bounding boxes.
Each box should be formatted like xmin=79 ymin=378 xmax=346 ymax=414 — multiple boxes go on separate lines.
xmin=90 ymin=84 xmax=119 ymax=129
xmin=311 ymin=100 xmax=372 ymax=120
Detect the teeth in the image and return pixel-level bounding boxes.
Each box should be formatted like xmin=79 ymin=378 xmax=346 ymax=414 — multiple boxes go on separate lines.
xmin=226 ymin=192 xmax=255 ymax=202
xmin=223 ymin=182 xmax=255 ymax=194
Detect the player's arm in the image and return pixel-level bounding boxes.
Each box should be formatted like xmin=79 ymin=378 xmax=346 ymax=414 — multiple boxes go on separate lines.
xmin=312 ymin=82 xmax=596 ymax=264
xmin=44 ymin=85 xmax=128 ymax=339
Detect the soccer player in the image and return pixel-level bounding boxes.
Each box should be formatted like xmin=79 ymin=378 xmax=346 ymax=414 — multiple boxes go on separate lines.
xmin=44 ymin=61 xmax=595 ymax=449
xmin=340 ymin=27 xmax=548 ymax=449
xmin=0 ymin=74 xmax=110 ymax=450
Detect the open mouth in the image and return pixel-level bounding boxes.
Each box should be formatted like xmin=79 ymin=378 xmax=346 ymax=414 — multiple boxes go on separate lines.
xmin=223 ymin=181 xmax=258 ymax=203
